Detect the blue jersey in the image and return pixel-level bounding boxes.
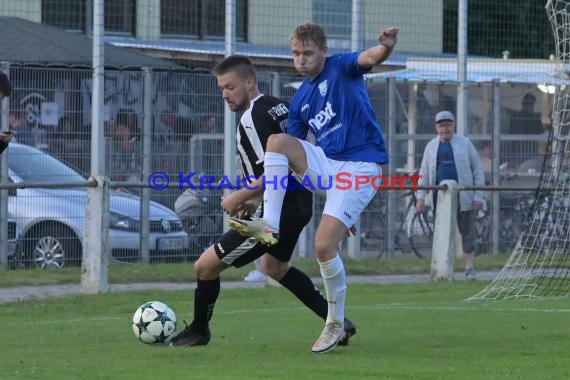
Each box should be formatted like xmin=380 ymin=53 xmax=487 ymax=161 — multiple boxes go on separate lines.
xmin=288 ymin=52 xmax=388 ymax=163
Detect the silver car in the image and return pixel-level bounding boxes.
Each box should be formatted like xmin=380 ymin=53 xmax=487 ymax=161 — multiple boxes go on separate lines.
xmin=4 ymin=216 xmax=21 ymax=268
xmin=7 ymin=143 xmax=189 ymax=269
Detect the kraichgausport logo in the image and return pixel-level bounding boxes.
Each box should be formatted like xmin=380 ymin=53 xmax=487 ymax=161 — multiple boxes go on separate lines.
xmin=146 ymin=171 xmax=421 ymax=192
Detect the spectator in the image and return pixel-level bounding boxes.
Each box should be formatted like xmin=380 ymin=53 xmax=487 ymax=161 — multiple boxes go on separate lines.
xmin=0 ymin=73 xmax=14 ymax=154
xmin=196 ymin=115 xmax=222 ymax=134
xmin=476 ymin=141 xmax=492 ymax=183
xmin=194 ymin=115 xmax=223 ymax=177
xmin=505 ymin=93 xmax=543 ymax=168
xmin=416 ymin=111 xmax=486 ymax=281
xmin=153 ymin=111 xmax=179 ymax=173
xmin=9 ymin=109 xmax=32 ymax=146
xmin=108 ymin=109 xmax=139 ymax=180
xmin=49 ymin=116 xmax=86 ymax=171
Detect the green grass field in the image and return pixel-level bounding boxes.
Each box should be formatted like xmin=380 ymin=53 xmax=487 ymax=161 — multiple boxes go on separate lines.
xmin=2 ymin=281 xmax=570 ymax=380
xmin=0 ymin=255 xmax=511 ymax=287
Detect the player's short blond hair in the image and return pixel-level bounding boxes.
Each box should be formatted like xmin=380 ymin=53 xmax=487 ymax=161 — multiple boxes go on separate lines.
xmin=290 ymin=23 xmax=327 ymax=49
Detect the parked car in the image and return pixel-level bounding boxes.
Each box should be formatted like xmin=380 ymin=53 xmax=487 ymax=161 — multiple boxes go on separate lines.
xmin=7 ymin=143 xmax=189 ymax=269
xmin=4 ymin=215 xmax=21 ymax=268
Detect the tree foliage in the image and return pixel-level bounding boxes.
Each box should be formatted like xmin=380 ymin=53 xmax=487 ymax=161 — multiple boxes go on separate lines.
xmin=443 ymin=0 xmax=554 ymax=59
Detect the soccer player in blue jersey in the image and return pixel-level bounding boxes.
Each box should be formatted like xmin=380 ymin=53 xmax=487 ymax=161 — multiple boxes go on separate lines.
xmin=229 ymin=23 xmax=398 ymax=353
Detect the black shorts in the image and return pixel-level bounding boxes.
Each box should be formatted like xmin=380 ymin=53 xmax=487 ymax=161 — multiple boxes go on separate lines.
xmin=213 ymin=214 xmax=311 ymax=268
xmin=457 ymin=210 xmax=476 ymax=254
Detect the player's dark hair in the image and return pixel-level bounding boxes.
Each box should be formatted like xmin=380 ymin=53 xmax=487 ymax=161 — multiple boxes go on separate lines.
xmin=0 ymin=73 xmax=12 ymax=97
xmin=290 ymin=23 xmax=327 ymax=49
xmin=212 ymin=55 xmax=256 ymax=81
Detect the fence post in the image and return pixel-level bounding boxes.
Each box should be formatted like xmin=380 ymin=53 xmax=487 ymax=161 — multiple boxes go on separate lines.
xmin=0 ymin=62 xmax=10 ymax=270
xmin=140 ymin=67 xmax=152 ymax=263
xmin=431 ymin=180 xmax=459 ymax=281
xmin=491 ymin=80 xmax=501 ymax=255
xmin=81 ymin=175 xmax=110 ymax=294
xmin=386 ymin=77 xmax=397 ymax=257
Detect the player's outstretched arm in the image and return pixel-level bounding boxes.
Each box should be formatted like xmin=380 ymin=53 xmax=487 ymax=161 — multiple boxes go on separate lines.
xmin=358 ymin=26 xmax=399 ymax=69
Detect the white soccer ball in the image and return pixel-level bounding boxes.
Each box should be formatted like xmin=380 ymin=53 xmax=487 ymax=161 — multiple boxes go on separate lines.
xmin=132 ymin=301 xmax=177 ymax=344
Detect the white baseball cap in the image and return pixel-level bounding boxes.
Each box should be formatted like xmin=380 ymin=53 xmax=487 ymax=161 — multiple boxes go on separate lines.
xmin=435 ymin=111 xmax=455 ymax=123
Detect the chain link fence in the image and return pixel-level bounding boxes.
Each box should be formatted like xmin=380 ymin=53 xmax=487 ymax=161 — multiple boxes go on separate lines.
xmin=0 ymin=1 xmax=557 ymax=270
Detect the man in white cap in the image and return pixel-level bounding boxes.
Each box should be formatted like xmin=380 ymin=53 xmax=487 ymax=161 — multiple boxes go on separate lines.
xmin=415 ymin=111 xmax=486 ymax=280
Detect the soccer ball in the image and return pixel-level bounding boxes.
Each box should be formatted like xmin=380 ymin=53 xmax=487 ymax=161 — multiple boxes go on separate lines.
xmin=132 ymin=301 xmax=177 ymax=344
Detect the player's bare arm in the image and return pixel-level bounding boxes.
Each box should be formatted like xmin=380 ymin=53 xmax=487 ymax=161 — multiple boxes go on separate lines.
xmin=357 ymin=26 xmax=399 ymax=69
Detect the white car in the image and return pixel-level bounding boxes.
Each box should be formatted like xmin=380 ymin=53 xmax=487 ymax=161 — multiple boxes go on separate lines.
xmin=7 ymin=143 xmax=189 ymax=269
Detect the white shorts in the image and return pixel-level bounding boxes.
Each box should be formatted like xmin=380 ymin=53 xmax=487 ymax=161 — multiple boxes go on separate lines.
xmin=294 ymin=140 xmax=381 ymax=228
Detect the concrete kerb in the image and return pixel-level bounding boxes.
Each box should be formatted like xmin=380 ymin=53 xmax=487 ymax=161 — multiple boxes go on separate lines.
xmin=0 ymin=272 xmax=498 ymax=304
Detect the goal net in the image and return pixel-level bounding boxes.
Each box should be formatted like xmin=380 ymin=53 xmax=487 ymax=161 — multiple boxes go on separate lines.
xmin=469 ymin=0 xmax=570 ymax=300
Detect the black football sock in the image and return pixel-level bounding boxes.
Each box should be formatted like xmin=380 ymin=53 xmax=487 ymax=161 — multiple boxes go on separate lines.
xmin=279 ymin=266 xmax=327 ymax=321
xmin=192 ymin=277 xmax=221 ymax=331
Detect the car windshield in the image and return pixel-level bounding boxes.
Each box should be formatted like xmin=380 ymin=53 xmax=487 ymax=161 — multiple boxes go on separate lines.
xmin=8 ymin=143 xmax=86 ymax=183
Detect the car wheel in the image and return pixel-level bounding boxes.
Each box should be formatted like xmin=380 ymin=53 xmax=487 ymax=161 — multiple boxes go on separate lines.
xmin=23 ymin=225 xmax=82 ymax=269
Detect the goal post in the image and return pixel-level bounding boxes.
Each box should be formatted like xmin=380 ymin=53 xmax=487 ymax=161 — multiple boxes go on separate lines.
xmin=469 ymin=0 xmax=570 ymax=300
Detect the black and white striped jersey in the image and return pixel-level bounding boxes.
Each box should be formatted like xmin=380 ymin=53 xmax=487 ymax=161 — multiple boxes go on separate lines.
xmin=237 ymin=94 xmax=312 ymax=219
xmin=237 ymin=94 xmax=287 ymax=179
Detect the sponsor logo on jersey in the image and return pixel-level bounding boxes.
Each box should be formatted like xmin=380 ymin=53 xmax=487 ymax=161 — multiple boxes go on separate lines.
xmin=216 ymin=243 xmax=225 ymax=254
xmin=318 ymin=80 xmax=328 ymax=96
xmin=308 ymin=101 xmax=336 ymax=130
xmin=267 ymin=102 xmax=288 ymax=120
xmin=301 ymin=104 xmax=310 ymax=112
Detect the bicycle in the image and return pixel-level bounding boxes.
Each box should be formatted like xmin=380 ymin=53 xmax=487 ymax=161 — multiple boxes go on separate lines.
xmin=360 ymin=187 xmax=423 ymax=258
xmin=407 ymin=191 xmax=498 ymax=259
xmin=359 ymin=172 xmax=436 ymax=260
xmin=405 ymin=191 xmax=435 ymax=259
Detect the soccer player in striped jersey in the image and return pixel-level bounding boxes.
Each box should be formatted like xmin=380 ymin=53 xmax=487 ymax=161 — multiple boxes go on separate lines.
xmin=170 ymin=55 xmax=356 ymax=348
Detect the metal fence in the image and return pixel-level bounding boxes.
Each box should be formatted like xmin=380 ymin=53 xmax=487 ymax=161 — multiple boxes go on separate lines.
xmin=0 ymin=64 xmax=553 ymax=269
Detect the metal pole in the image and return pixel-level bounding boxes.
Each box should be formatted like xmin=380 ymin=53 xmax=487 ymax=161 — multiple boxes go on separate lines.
xmin=140 ymin=68 xmax=152 ymax=263
xmin=82 ymin=0 xmax=108 ymax=294
xmin=386 ymin=77 xmax=397 ymax=257
xmin=223 ymin=0 xmax=236 ymax=232
xmin=90 ymin=3 xmax=105 ymax=177
xmin=491 ymin=81 xmax=501 ymax=255
xmin=347 ymin=0 xmax=363 ymax=259
xmin=271 ymin=72 xmax=281 ymax=98
xmin=407 ymin=82 xmax=418 ymax=172
xmin=351 ymin=0 xmax=363 ymax=51
xmin=457 ymin=0 xmax=468 ymax=135
xmin=0 ymin=62 xmax=10 ymax=269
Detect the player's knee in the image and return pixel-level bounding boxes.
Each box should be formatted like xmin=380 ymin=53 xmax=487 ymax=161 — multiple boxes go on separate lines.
xmin=194 ymin=257 xmax=216 ymax=279
xmin=314 ymin=241 xmax=336 ymax=260
xmin=267 ymin=133 xmax=288 ymax=152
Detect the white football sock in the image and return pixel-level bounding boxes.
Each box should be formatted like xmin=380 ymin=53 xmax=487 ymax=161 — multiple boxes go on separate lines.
xmin=262 ymin=152 xmax=289 ymax=229
xmin=319 ymin=254 xmax=346 ymax=324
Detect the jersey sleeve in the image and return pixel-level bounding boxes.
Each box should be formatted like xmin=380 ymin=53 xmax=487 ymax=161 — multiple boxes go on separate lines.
xmin=286 ymin=98 xmax=309 ymax=140
xmin=337 ymin=51 xmax=370 ymax=77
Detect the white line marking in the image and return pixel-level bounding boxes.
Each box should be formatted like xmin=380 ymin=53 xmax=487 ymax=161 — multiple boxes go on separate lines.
xmin=7 ymin=301 xmax=570 ymax=327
